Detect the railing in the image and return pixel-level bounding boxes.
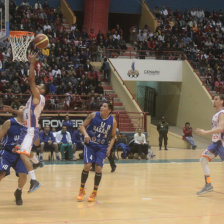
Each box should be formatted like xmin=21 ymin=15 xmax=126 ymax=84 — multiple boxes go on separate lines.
xmin=102 ymin=48 xmax=186 ymax=60
xmin=0 ymin=93 xmax=113 ymax=112
xmin=115 ymin=111 xmax=148 ymax=132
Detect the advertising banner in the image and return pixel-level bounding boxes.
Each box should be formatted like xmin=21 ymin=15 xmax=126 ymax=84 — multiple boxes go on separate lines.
xmin=110 ymin=59 xmax=182 ymax=82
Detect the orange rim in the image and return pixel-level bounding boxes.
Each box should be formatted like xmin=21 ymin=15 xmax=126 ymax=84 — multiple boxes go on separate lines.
xmin=9 ymin=31 xmax=34 ymax=38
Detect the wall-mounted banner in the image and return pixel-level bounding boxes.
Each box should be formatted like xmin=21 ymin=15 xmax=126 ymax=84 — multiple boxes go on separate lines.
xmin=110 ymin=59 xmax=182 ymax=82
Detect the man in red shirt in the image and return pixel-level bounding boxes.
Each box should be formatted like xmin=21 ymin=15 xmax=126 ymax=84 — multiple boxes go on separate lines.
xmin=183 ymin=122 xmax=197 ymax=149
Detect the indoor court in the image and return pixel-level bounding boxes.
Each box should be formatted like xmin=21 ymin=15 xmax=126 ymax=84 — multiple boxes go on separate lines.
xmin=1 ymin=148 xmax=224 ymax=224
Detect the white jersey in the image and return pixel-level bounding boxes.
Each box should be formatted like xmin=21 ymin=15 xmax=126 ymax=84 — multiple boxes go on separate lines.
xmin=23 ymin=94 xmax=45 ymax=128
xmin=212 ymin=109 xmax=224 ymax=142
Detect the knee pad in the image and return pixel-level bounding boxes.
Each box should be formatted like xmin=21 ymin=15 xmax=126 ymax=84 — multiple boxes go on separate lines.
xmin=200 ymin=156 xmax=210 ymax=176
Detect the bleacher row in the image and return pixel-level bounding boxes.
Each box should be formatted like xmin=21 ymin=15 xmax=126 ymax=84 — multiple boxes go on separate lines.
xmin=0 ymin=2 xmax=223 ymax=114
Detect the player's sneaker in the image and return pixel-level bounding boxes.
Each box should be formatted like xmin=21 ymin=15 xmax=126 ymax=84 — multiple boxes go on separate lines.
xmin=77 ymin=188 xmax=85 ymax=202
xmin=33 ymin=161 xmax=44 ymax=170
xmin=39 ymin=155 xmax=43 ymax=162
xmin=88 ymin=191 xmax=97 ymax=202
xmin=197 ymin=183 xmax=213 ymax=195
xmin=14 ymin=189 xmax=23 ymax=205
xmin=56 ymin=155 xmax=60 ymax=161
xmin=111 ymin=165 xmax=117 ymax=173
xmin=28 ymin=180 xmax=40 ymax=193
xmin=12 ymin=145 xmax=20 ymax=153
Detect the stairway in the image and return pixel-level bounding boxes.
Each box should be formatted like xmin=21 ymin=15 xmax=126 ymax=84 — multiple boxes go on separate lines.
xmin=102 ymin=81 xmax=136 ymax=132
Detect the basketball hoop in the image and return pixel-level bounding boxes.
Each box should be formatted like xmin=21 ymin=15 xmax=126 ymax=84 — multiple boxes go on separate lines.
xmin=9 ymin=31 xmax=34 ymax=62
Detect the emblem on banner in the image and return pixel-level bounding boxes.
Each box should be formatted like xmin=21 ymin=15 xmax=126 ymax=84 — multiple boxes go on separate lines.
xmin=127 ymin=62 xmax=139 ymax=78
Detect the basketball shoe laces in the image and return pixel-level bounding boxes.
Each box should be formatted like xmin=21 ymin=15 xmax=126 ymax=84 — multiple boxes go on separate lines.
xmin=88 ymin=191 xmax=97 ymax=202
xmin=77 ymin=188 xmax=85 ymax=201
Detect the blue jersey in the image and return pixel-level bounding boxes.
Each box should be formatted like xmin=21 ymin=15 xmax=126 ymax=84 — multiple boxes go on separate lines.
xmin=72 ymin=130 xmax=84 ymax=144
xmin=1 ymin=118 xmax=24 ymax=151
xmin=62 ymin=120 xmax=74 ymax=135
xmin=86 ymin=112 xmax=113 ymax=145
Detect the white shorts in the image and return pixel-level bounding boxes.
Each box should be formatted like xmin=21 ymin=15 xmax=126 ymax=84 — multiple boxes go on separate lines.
xmin=17 ymin=127 xmax=39 ymax=156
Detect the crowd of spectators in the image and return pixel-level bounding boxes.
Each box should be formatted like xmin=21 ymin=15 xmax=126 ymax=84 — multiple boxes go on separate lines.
xmin=1 ymin=1 xmax=223 ymax=107
xmin=0 ymin=0 xmax=125 ymax=111
xmin=132 ymin=6 xmax=224 ymax=92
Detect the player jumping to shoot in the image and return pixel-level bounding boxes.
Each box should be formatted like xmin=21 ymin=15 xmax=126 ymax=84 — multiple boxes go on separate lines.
xmin=4 ymin=53 xmax=47 ymax=193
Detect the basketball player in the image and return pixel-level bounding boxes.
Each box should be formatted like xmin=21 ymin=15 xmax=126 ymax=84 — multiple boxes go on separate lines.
xmin=4 ymin=53 xmax=47 ymax=193
xmin=0 ymin=106 xmax=27 ymax=205
xmin=196 ymin=94 xmax=224 ymax=195
xmin=77 ymin=102 xmax=117 ymax=202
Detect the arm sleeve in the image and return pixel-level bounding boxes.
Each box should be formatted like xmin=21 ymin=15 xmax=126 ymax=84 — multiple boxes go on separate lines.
xmin=67 ymin=132 xmax=72 ymax=144
xmin=56 ymin=132 xmax=61 ymax=144
xmin=39 ymin=132 xmax=44 ymax=143
xmin=134 ymin=133 xmax=139 ymax=144
xmin=143 ymin=134 xmax=146 ymax=144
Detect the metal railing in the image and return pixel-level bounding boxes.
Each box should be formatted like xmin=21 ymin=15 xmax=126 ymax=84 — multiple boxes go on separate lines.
xmin=102 ymin=48 xmax=186 ymax=60
xmin=0 ymin=93 xmax=113 ymax=111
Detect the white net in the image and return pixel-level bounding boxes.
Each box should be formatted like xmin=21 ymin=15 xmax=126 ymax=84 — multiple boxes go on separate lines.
xmin=9 ymin=31 xmax=34 ymax=62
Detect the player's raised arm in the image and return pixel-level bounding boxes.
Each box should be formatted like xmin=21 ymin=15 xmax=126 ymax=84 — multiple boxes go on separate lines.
xmin=0 ymin=120 xmax=10 ymax=141
xmin=106 ymin=119 xmax=117 ymax=157
xmin=28 ymin=53 xmax=40 ymax=104
xmin=79 ymin=112 xmax=96 ymax=143
xmin=3 ymin=105 xmax=23 ymax=117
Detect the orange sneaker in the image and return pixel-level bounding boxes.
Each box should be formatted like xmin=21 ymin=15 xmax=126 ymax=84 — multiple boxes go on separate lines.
xmin=12 ymin=145 xmax=20 ymax=153
xmin=77 ymin=188 xmax=85 ymax=202
xmin=88 ymin=190 xmax=97 ymax=202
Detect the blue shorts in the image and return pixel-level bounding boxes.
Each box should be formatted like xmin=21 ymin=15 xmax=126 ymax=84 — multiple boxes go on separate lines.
xmin=0 ymin=150 xmax=28 ymax=176
xmin=207 ymin=141 xmax=224 ymax=161
xmin=84 ymin=143 xmax=108 ymax=167
xmin=74 ymin=142 xmax=84 ymax=150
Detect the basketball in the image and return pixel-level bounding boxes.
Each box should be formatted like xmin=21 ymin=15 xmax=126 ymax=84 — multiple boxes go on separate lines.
xmin=33 ymin=34 xmax=49 ymax=49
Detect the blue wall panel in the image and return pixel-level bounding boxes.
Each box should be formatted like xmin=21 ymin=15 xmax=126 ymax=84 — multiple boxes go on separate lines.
xmin=14 ymin=0 xmax=60 ymax=8
xmin=109 ymin=0 xmax=141 ymax=14
xmin=66 ymin=0 xmax=84 ymax=11
xmin=14 ymin=0 xmax=224 ymax=12
xmin=145 ymin=0 xmax=224 ymax=11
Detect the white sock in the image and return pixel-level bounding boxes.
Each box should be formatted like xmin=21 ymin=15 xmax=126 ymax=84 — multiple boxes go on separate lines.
xmin=28 ymin=170 xmax=36 ymax=180
xmin=56 ymin=152 xmax=60 ymax=157
xmin=30 ymin=154 xmax=39 ymax=164
xmin=73 ymin=153 xmax=76 ymax=158
xmin=40 ymin=153 xmax=43 ymax=158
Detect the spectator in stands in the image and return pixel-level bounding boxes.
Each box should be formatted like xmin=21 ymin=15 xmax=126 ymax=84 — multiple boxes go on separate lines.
xmin=39 ymin=125 xmax=60 ymax=161
xmin=133 ymin=128 xmax=149 ymax=160
xmin=72 ymin=128 xmax=84 ymax=160
xmin=157 ymin=116 xmax=169 ymax=150
xmin=84 ymin=59 xmax=93 ymax=72
xmin=56 ymin=125 xmax=73 ymax=161
xmin=62 ymin=115 xmax=74 ymax=135
xmin=95 ymin=82 xmax=104 ymax=95
xmin=34 ymin=0 xmax=42 ymax=10
xmin=100 ymin=58 xmax=110 ymax=82
xmin=183 ymin=122 xmax=197 ymax=149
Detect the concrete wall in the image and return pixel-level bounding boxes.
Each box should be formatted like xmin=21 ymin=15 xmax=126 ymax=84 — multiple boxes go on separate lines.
xmin=155 ymin=82 xmax=181 ymax=125
xmin=139 ymin=0 xmax=157 ymax=32
xmin=124 ymin=81 xmax=137 ymax=99
xmin=176 ymin=61 xmax=214 ymax=131
xmin=109 ymin=61 xmax=142 ymax=114
xmin=146 ymin=116 xmax=189 ymax=148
